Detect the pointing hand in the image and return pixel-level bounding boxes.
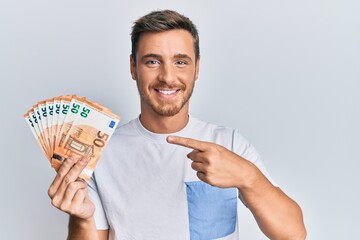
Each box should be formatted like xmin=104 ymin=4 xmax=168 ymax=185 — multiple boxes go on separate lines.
xmin=167 ymin=136 xmax=254 ymax=189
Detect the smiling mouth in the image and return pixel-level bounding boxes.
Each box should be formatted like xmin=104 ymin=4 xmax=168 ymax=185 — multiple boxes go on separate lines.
xmin=155 ymin=89 xmax=180 ymax=95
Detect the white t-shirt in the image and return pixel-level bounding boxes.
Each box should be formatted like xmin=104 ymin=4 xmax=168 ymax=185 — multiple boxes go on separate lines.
xmin=88 ymin=116 xmax=275 ymax=240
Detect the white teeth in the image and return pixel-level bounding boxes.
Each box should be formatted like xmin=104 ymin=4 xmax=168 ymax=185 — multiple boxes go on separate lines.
xmin=158 ymin=89 xmax=176 ymax=95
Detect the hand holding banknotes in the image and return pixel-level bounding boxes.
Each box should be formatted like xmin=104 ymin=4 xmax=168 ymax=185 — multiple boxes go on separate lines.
xmin=48 ymin=156 xmax=95 ymax=219
xmin=24 ymin=95 xmax=118 ymax=239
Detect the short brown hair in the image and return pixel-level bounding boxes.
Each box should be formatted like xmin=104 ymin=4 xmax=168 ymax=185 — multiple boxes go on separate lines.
xmin=131 ymin=10 xmax=200 ymax=62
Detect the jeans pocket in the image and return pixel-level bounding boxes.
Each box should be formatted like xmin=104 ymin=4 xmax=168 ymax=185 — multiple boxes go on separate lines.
xmin=185 ymin=181 xmax=237 ymax=240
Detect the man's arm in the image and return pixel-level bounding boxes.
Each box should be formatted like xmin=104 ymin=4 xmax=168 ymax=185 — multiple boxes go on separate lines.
xmin=68 ymin=216 xmax=108 ymax=240
xmin=167 ymin=136 xmax=306 ymax=240
xmin=48 ymin=156 xmax=108 ymax=240
xmin=238 ymin=162 xmax=306 ymax=239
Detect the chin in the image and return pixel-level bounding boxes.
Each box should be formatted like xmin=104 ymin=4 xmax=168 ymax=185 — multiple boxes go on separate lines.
xmin=152 ymin=106 xmax=183 ymax=117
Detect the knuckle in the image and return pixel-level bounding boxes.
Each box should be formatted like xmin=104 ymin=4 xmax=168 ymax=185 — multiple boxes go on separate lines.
xmin=78 ymin=188 xmax=87 ymax=196
xmin=57 ymin=171 xmax=65 ymax=180
xmin=67 ymin=182 xmax=77 ymax=191
xmin=191 ymin=162 xmax=198 ymax=171
xmin=62 ymin=158 xmax=75 ymax=168
xmin=75 ymin=161 xmax=85 ymax=170
xmin=66 ymin=157 xmax=76 ymax=164
xmin=64 ymin=176 xmax=71 ymax=184
xmin=59 ymin=203 xmax=68 ymax=212
xmin=61 ymin=159 xmax=72 ymax=169
xmin=202 ymin=154 xmax=210 ymax=164
xmin=48 ymin=187 xmax=54 ymax=198
xmin=70 ymin=181 xmax=86 ymax=191
xmin=51 ymin=198 xmax=59 ymax=208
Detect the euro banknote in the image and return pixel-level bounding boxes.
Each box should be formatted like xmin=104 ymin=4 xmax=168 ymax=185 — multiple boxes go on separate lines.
xmin=24 ymin=95 xmax=120 ymax=180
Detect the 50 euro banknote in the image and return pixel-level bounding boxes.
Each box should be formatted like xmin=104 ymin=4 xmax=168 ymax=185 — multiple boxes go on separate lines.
xmin=24 ymin=95 xmax=120 ymax=180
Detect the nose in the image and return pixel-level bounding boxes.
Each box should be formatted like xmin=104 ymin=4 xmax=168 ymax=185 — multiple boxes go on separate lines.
xmin=158 ymin=62 xmax=176 ymax=84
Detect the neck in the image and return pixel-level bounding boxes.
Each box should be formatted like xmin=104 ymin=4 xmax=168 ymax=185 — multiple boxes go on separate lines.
xmin=139 ymin=105 xmax=190 ymax=134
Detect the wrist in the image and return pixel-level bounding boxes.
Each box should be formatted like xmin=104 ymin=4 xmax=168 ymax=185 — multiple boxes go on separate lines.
xmin=235 ymin=160 xmax=266 ymax=190
xmin=68 ymin=215 xmax=99 ymax=240
xmin=69 ymin=215 xmax=94 ymax=228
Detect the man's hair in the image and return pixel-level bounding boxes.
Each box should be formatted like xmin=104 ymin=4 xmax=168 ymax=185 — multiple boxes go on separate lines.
xmin=131 ymin=10 xmax=200 ymax=62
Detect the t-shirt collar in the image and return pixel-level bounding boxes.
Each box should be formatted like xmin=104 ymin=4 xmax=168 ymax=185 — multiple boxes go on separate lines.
xmin=133 ymin=115 xmax=193 ymax=142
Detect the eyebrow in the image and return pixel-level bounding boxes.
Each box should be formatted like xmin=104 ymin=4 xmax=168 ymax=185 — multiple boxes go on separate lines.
xmin=174 ymin=54 xmax=192 ymax=61
xmin=141 ymin=53 xmax=162 ymax=60
xmin=141 ymin=53 xmax=193 ymax=61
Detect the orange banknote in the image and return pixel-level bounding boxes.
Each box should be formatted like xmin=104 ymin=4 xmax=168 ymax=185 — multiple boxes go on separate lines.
xmin=24 ymin=95 xmax=120 ymax=180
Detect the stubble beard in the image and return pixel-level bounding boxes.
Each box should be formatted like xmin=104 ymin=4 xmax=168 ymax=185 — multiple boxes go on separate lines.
xmin=137 ymin=81 xmax=195 ymax=117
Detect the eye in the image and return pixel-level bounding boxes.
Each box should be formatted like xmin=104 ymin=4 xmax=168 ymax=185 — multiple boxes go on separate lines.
xmin=146 ymin=60 xmax=160 ymax=65
xmin=176 ymin=61 xmax=187 ymax=65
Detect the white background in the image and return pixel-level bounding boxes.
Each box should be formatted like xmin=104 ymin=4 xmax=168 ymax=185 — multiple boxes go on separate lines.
xmin=1 ymin=0 xmax=359 ymax=239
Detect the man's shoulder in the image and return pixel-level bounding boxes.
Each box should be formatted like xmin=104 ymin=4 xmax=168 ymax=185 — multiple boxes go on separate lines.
xmin=111 ymin=118 xmax=139 ymax=138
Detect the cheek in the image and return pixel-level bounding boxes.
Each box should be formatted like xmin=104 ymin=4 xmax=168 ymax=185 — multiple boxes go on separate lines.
xmin=137 ymin=76 xmax=153 ymax=88
xmin=179 ymin=67 xmax=197 ymax=79
xmin=138 ymin=68 xmax=158 ymax=83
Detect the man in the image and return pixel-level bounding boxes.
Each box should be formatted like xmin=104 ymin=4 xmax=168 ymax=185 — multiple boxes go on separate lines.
xmin=48 ymin=10 xmax=306 ymax=240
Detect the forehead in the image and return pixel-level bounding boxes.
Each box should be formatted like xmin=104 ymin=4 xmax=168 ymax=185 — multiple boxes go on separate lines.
xmin=136 ymin=29 xmax=195 ymax=58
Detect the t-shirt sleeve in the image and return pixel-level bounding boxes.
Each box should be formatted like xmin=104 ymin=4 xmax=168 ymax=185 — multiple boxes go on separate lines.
xmin=232 ymin=129 xmax=277 ymax=187
xmin=87 ymin=175 xmax=109 ymax=230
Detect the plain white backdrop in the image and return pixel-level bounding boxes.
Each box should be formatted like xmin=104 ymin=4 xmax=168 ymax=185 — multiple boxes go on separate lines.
xmin=1 ymin=0 xmax=359 ymax=239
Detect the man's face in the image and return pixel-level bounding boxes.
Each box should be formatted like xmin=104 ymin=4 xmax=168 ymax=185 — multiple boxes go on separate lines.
xmin=131 ymin=29 xmax=200 ymax=117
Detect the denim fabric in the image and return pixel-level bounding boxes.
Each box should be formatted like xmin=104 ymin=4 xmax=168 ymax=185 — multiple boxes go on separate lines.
xmin=185 ymin=181 xmax=237 ymax=240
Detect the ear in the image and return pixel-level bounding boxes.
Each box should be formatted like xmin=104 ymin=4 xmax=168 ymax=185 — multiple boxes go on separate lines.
xmin=130 ymin=55 xmax=137 ymax=80
xmin=194 ymin=56 xmax=200 ymax=81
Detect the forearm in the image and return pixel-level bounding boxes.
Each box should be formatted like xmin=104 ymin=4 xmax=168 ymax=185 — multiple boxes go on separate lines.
xmin=68 ymin=216 xmax=99 ymax=240
xmin=238 ymin=163 xmax=306 ymax=240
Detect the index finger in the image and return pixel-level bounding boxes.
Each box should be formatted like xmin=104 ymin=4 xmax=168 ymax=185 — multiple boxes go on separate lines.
xmin=166 ymin=136 xmax=208 ymax=151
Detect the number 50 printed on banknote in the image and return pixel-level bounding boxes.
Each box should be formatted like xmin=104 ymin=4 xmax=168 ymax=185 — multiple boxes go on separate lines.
xmin=24 ymin=95 xmax=121 ymax=180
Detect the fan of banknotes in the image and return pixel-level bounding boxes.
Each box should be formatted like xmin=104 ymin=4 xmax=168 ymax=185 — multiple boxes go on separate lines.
xmin=24 ymin=95 xmax=121 ymax=180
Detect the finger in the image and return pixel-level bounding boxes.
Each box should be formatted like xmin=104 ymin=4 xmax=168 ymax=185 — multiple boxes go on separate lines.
xmin=72 ymin=188 xmax=87 ymax=206
xmin=187 ymin=150 xmax=204 ymax=162
xmin=167 ymin=136 xmax=208 ymax=151
xmin=61 ymin=188 xmax=86 ymax=215
xmin=54 ymin=157 xmax=90 ymax=202
xmin=61 ymin=180 xmax=87 ymax=210
xmin=48 ymin=156 xmax=78 ymax=199
xmin=196 ymin=172 xmax=207 ymax=183
xmin=191 ymin=161 xmax=205 ymax=172
xmin=70 ymin=189 xmax=88 ymax=216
